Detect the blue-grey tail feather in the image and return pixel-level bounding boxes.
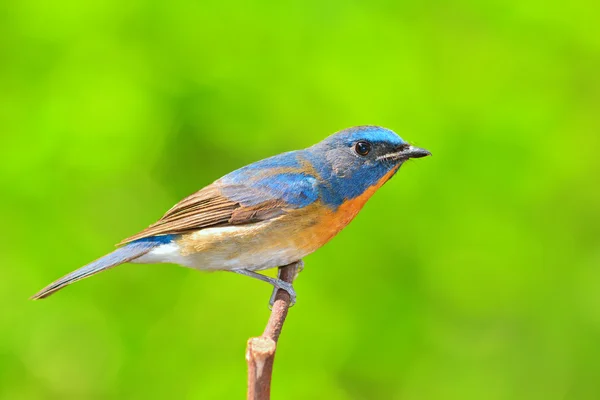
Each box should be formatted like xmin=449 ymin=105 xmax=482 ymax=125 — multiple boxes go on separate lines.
xmin=31 ymin=238 xmax=166 ymax=300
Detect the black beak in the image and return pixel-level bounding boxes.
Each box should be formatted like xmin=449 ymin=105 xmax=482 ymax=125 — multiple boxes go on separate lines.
xmin=381 ymin=144 xmax=431 ymax=161
xmin=403 ymin=145 xmax=431 ymax=159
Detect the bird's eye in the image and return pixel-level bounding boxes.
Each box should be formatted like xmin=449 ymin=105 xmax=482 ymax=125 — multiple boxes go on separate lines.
xmin=355 ymin=141 xmax=371 ymax=156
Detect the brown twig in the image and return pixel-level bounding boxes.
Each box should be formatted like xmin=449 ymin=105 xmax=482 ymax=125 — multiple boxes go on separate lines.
xmin=246 ymin=261 xmax=300 ymax=400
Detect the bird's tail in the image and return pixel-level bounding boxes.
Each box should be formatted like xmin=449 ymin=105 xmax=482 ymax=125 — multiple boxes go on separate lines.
xmin=31 ymin=239 xmax=163 ymax=300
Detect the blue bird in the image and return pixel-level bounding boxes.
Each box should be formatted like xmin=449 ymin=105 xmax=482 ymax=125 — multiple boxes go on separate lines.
xmin=32 ymin=126 xmax=430 ymax=303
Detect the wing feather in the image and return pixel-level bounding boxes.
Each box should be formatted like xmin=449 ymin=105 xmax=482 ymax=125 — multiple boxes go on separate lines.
xmin=118 ymin=152 xmax=320 ymax=245
xmin=117 ymin=184 xmax=286 ymax=245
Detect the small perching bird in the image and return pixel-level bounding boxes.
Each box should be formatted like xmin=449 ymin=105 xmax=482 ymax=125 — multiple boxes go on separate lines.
xmin=32 ymin=126 xmax=430 ymax=303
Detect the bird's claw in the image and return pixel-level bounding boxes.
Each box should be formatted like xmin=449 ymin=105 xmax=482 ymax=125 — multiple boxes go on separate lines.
xmin=269 ymin=279 xmax=296 ymax=308
xmin=231 ymin=267 xmax=298 ymax=309
xmin=268 ymin=262 xmax=302 ymax=308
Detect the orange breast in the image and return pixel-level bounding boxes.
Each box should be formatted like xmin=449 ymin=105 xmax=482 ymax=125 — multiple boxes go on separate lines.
xmin=289 ymin=165 xmax=400 ymax=253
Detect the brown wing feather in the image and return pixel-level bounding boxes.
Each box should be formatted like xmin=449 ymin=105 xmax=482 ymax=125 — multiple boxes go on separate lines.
xmin=117 ymin=184 xmax=286 ymax=245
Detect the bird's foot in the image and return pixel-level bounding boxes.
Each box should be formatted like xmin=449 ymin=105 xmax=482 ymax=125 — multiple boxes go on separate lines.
xmin=231 ymin=267 xmax=297 ymax=308
xmin=268 ymin=261 xmax=303 ymax=307
xmin=268 ymin=279 xmax=296 ymax=308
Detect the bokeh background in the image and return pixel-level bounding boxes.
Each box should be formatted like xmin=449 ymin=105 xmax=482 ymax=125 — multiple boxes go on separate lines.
xmin=1 ymin=0 xmax=599 ymax=399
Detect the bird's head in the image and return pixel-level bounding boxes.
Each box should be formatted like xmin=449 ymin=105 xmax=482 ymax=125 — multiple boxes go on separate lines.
xmin=307 ymin=126 xmax=431 ymax=205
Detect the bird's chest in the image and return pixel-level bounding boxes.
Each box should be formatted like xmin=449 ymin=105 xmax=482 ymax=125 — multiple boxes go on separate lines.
xmin=290 ymin=191 xmax=374 ymax=251
xmin=304 ymin=165 xmax=400 ymax=245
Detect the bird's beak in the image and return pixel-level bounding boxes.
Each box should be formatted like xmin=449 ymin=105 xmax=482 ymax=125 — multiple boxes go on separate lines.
xmin=403 ymin=145 xmax=431 ymax=159
xmin=381 ymin=144 xmax=431 ymax=161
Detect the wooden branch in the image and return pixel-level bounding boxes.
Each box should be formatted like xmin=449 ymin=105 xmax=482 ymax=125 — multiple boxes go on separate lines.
xmin=246 ymin=261 xmax=300 ymax=400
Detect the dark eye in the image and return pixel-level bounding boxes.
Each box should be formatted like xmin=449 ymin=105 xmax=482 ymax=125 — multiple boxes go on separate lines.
xmin=355 ymin=141 xmax=371 ymax=156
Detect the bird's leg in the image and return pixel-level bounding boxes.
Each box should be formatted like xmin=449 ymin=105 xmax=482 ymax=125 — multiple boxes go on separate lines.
xmin=232 ymin=267 xmax=297 ymax=307
xmin=294 ymin=259 xmax=305 ymax=276
xmin=269 ymin=260 xmax=304 ymax=306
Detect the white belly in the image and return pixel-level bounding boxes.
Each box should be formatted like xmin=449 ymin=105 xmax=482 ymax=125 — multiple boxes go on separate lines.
xmin=131 ymin=223 xmax=309 ymax=272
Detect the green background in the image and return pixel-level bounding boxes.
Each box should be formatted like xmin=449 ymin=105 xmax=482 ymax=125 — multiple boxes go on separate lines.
xmin=2 ymin=0 xmax=599 ymax=399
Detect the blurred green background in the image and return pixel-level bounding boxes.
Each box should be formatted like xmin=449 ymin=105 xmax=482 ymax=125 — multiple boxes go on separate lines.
xmin=1 ymin=0 xmax=599 ymax=399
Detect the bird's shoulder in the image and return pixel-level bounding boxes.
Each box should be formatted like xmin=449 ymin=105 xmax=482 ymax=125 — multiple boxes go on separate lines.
xmin=219 ymin=150 xmax=322 ymax=208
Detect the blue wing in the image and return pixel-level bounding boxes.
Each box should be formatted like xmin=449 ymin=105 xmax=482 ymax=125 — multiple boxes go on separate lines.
xmin=119 ymin=150 xmax=319 ymax=244
xmin=219 ymin=150 xmax=319 ymax=208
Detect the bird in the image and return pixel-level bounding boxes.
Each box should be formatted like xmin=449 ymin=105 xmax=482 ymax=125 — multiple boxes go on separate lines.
xmin=31 ymin=126 xmax=430 ymax=303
